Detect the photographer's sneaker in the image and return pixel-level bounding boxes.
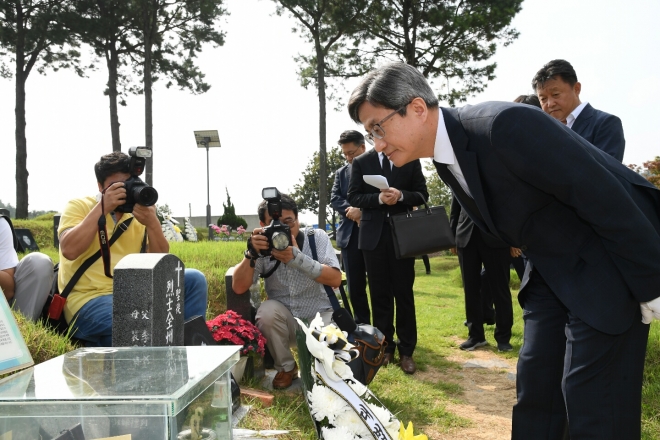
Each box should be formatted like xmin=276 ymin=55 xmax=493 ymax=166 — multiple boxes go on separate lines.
xmin=498 ymin=343 xmax=513 ymax=352
xmin=459 ymin=338 xmax=488 ymax=351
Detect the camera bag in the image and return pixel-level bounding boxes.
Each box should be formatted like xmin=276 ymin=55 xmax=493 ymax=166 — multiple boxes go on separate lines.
xmin=42 ymin=217 xmax=135 ymax=333
xmin=305 ymin=228 xmax=386 ymax=385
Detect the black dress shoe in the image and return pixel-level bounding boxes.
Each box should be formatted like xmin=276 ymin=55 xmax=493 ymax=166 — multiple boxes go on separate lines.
xmin=382 ymin=352 xmax=394 ymax=366
xmin=400 ymin=355 xmax=416 ymax=374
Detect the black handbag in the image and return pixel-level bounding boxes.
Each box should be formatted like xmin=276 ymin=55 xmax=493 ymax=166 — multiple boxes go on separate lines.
xmin=389 ymin=199 xmax=455 ymax=259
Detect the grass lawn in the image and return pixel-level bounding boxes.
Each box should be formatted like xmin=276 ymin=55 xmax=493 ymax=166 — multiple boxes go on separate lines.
xmin=11 ymin=224 xmax=660 ymax=438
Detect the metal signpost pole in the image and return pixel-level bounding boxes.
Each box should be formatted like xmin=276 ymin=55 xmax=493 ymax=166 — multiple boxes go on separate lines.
xmin=193 ymin=131 xmax=221 ymax=242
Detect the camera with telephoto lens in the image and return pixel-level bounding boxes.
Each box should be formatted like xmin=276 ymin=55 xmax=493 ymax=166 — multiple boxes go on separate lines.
xmin=115 ymin=146 xmax=159 ymax=213
xmin=260 ymin=187 xmax=292 ymax=256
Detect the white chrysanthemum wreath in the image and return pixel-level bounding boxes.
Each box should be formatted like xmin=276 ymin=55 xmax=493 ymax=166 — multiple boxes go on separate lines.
xmin=295 ymin=314 xmax=427 ymax=440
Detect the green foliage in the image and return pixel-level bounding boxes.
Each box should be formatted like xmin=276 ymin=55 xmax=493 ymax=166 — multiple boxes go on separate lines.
xmin=353 ymin=0 xmax=523 ymax=106
xmin=1 ymin=1 xmax=84 ymax=218
xmin=0 ymin=200 xmax=15 ymax=217
xmin=0 ymin=200 xmax=56 ymax=219
xmin=423 ymin=159 xmax=452 ymax=209
xmin=276 ymin=0 xmax=374 ymax=106
xmin=12 ymin=311 xmax=79 ymax=368
xmin=217 ymin=188 xmax=248 ymax=229
xmin=169 ymin=241 xmax=244 ymax=319
xmin=630 ymin=156 xmax=660 ymax=188
xmin=0 ymin=1 xmax=83 ymax=78
xmin=290 ymin=146 xmax=345 ymax=228
xmin=13 ymin=218 xmax=57 ymax=251
xmin=273 ymin=0 xmax=372 ymax=230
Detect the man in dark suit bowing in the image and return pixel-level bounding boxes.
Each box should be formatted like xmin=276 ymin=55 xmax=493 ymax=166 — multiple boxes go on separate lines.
xmin=347 ymin=62 xmax=660 ymax=439
xmin=534 ymin=59 xmax=625 ymax=162
xmin=331 ymin=130 xmax=370 ymax=325
xmin=347 ymin=136 xmax=428 ymax=374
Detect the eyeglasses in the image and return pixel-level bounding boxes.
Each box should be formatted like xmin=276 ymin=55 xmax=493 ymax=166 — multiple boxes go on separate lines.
xmin=281 ymin=217 xmax=297 ymax=227
xmin=365 ymin=102 xmax=411 ymax=145
xmin=342 ymin=146 xmax=362 ymax=158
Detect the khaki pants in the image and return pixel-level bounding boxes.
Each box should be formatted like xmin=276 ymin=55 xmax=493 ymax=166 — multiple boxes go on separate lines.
xmin=255 ymin=299 xmax=332 ymax=372
xmin=12 ymin=252 xmax=53 ymax=321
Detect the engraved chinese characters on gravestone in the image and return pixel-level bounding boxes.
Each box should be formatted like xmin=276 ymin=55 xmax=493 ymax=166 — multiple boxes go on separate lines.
xmin=112 ymin=253 xmax=185 ymax=347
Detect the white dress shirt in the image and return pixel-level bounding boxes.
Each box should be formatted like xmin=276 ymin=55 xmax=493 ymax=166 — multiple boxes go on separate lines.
xmin=433 ymin=110 xmax=473 ymax=198
xmin=565 ymin=101 xmax=588 ymax=129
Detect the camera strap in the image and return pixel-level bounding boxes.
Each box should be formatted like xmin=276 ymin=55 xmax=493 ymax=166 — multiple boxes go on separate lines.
xmin=260 ymin=260 xmax=279 ymax=279
xmin=305 ymin=228 xmax=353 ymax=316
xmin=97 ymin=187 xmax=133 ymax=278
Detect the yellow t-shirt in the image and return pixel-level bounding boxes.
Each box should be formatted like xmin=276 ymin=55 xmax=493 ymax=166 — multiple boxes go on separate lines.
xmin=58 ymin=196 xmax=146 ymax=323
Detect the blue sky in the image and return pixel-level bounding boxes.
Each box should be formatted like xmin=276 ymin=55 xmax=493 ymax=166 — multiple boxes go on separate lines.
xmin=1 ymin=0 xmax=658 ymax=224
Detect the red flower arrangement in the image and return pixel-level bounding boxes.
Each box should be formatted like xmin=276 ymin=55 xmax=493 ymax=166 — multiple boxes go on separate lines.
xmin=206 ymin=310 xmax=267 ymax=357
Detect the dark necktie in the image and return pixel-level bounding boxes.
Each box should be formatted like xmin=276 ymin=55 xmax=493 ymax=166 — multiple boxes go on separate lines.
xmin=381 ymin=155 xmax=392 ymax=183
xmin=433 ymin=161 xmax=485 ymax=225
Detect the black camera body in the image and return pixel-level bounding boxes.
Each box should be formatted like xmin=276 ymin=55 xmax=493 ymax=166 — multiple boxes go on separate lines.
xmin=116 ymin=147 xmax=159 ymax=213
xmin=260 ymin=187 xmax=292 ymax=256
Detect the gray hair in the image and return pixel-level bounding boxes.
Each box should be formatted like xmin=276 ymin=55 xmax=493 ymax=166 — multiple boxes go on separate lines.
xmin=348 ymin=62 xmax=439 ymax=123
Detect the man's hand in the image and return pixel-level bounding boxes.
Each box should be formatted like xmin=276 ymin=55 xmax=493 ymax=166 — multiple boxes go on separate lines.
xmin=346 ymin=207 xmax=362 ymax=222
xmin=510 ymin=247 xmax=522 ymax=258
xmin=249 ymin=228 xmax=269 ymax=254
xmin=640 ymin=297 xmax=660 ymax=324
xmin=450 ymin=247 xmax=457 ymax=255
xmin=101 ymin=181 xmax=127 ymax=212
xmin=271 ymin=235 xmax=299 ymax=264
xmin=132 ymin=204 xmax=160 ymax=229
xmin=379 ymin=187 xmax=401 ymax=205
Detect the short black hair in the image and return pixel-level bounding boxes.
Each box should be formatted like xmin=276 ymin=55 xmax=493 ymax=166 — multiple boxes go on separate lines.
xmin=513 ymin=94 xmax=541 ymax=108
xmin=258 ymin=193 xmax=298 ymax=222
xmin=338 ymin=130 xmax=365 ymax=146
xmin=94 ymin=151 xmax=130 ymax=185
xmin=532 ymin=59 xmax=578 ymax=91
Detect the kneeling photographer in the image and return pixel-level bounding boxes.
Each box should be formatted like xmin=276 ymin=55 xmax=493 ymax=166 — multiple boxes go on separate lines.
xmin=233 ymin=189 xmax=341 ymax=389
xmin=57 ymin=150 xmax=208 ymax=346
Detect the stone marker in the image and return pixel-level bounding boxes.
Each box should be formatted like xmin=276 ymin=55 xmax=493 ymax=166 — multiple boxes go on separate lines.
xmin=112 ymin=253 xmax=185 ymax=347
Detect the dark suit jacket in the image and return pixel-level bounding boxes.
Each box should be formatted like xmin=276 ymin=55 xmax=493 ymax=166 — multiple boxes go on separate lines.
xmin=572 ymin=103 xmax=625 ymax=162
xmin=437 ymin=102 xmax=660 ymax=335
xmin=331 ymin=164 xmax=355 ymax=249
xmin=347 ymin=149 xmax=428 ymax=251
xmin=449 ymin=197 xmax=508 ymax=249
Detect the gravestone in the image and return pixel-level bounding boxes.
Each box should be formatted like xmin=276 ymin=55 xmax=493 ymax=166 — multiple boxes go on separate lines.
xmin=225 ymin=266 xmax=251 ymax=321
xmin=112 ymin=253 xmax=185 ymax=347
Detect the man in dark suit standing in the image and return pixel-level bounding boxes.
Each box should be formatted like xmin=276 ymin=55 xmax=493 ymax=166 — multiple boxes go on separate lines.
xmin=347 ymin=140 xmax=428 ymax=374
xmin=534 ymin=59 xmax=625 ymax=162
xmin=347 ymin=62 xmax=660 ymax=439
xmin=331 ymin=130 xmax=369 ymax=325
xmin=450 ymin=197 xmax=514 ymax=352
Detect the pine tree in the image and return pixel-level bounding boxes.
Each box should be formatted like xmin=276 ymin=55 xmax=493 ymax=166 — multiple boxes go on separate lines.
xmin=217 ymin=188 xmax=247 ymax=229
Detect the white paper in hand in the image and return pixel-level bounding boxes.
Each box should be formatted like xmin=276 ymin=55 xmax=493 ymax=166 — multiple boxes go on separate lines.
xmin=363 ymin=175 xmax=389 ymax=190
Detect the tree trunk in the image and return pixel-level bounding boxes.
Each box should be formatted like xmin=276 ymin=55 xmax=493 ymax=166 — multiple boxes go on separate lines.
xmin=14 ymin=3 xmax=28 ymax=219
xmin=143 ymin=0 xmax=156 ymax=186
xmin=315 ymin=37 xmax=327 ymax=232
xmin=106 ymin=45 xmax=121 ymax=151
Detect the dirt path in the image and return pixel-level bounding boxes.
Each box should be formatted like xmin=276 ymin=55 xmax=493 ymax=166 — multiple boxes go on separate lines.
xmin=416 ymin=337 xmax=518 ymax=439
